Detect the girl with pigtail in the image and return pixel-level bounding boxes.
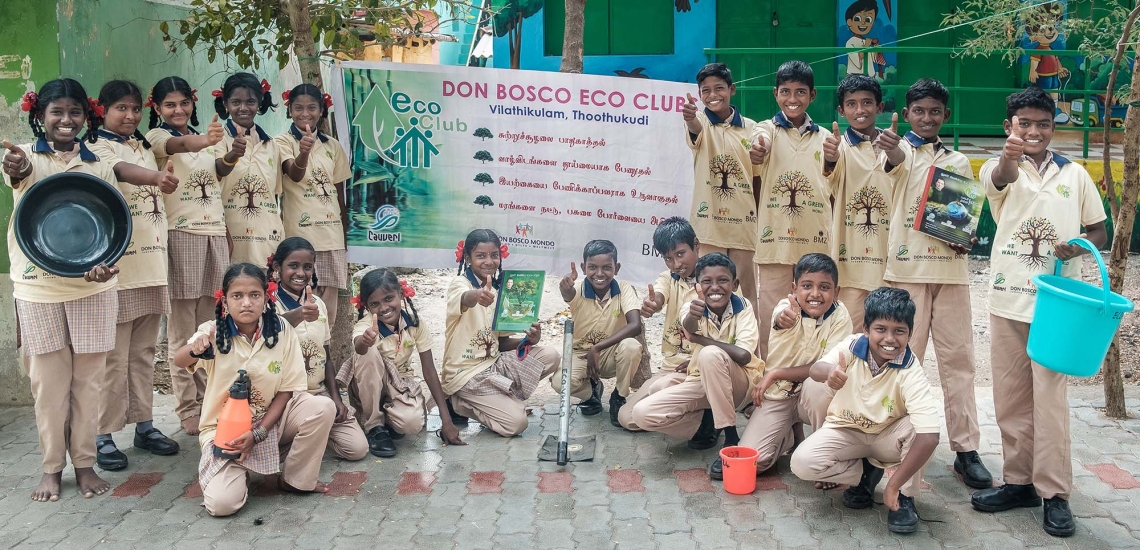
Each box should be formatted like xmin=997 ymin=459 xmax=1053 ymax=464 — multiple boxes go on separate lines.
xmin=173 ymin=262 xmax=335 ymax=517
xmin=442 ymin=229 xmax=561 ymax=437
xmin=341 ymin=267 xmax=465 ymax=457
xmin=267 ymin=237 xmax=368 ymax=462
xmin=275 ymin=83 xmax=352 ymax=330
xmin=212 ymin=72 xmax=285 ymax=267
xmin=144 ymin=75 xmax=229 ymax=436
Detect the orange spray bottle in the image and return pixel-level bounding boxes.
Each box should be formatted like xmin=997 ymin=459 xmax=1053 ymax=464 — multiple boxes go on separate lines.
xmin=213 ymin=369 xmax=252 ymax=459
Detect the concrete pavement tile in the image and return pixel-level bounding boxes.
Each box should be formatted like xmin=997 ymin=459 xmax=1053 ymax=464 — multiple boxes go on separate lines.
xmin=609 ymin=492 xmax=650 ymax=520
xmin=1073 ymin=517 xmax=1140 ymax=548
xmin=495 ymin=508 xmax=536 ymax=534
xmin=648 ymin=507 xmax=691 ymax=534
xmin=610 ymin=518 xmax=654 ymax=547
xmin=654 ymin=532 xmax=698 ymax=550
xmin=534 ymin=493 xmax=574 ymax=520
xmin=454 ymin=522 xmax=497 ymax=550
xmin=729 ymin=529 xmax=779 ymax=549
xmin=533 ymin=518 xmax=574 ymax=549
xmin=572 ymin=504 xmax=613 ymax=531
xmin=491 ymin=532 xmax=537 ymax=550
xmin=770 ymin=517 xmax=819 ymax=548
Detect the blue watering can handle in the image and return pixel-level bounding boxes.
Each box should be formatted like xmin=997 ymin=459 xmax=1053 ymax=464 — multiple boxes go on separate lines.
xmin=1052 ymin=237 xmax=1110 ymax=312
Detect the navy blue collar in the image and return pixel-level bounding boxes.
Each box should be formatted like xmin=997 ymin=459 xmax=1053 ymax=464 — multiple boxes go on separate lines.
xmin=704 ymin=294 xmax=747 ymax=318
xmin=1051 ymin=151 xmax=1071 ymax=168
xmin=33 ymin=137 xmax=98 ymax=162
xmin=225 ymin=119 xmax=271 ymax=142
xmin=904 ymin=131 xmax=941 ymax=149
xmin=159 ymin=122 xmax=198 ymax=137
xmin=582 ymin=279 xmax=621 ymax=300
xmin=464 ymin=267 xmax=500 ymax=290
xmin=289 ymin=123 xmax=329 ymax=143
xmin=97 ymin=129 xmax=130 ymax=143
xmin=846 ymin=126 xmax=879 ymax=146
xmin=378 ymin=311 xmax=417 ymax=338
xmin=851 ymin=334 xmax=915 ymax=369
xmin=274 ymin=288 xmax=303 ymax=311
xmin=705 ymin=106 xmax=743 ymax=128
xmin=774 ymin=111 xmax=819 ymax=132
xmin=802 ymin=302 xmax=838 ymax=320
xmin=226 ymin=317 xmax=241 ymax=336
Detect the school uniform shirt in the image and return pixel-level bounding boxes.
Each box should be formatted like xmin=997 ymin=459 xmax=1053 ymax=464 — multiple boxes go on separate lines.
xmin=90 ymin=133 xmax=168 ymax=290
xmin=762 ymin=298 xmax=853 ymax=401
xmin=568 ymin=279 xmax=640 ymax=352
xmin=679 ymin=294 xmax=764 ymax=385
xmin=442 ymin=269 xmax=502 ymax=395
xmin=3 ymin=139 xmax=118 ymax=302
xmin=827 ymin=128 xmax=895 ymax=292
xmin=276 ymin=125 xmax=352 ymax=252
xmin=883 ymin=133 xmax=974 ymax=285
xmin=187 ymin=316 xmax=308 ymax=447
xmin=981 ymin=153 xmax=1106 ymax=323
xmin=352 ymin=310 xmax=434 ymax=378
xmin=273 ymin=291 xmax=331 ymax=394
xmin=821 ymin=333 xmax=941 ymax=436
xmin=751 ymin=112 xmax=834 ymax=266
xmin=653 ymin=269 xmax=699 ymax=369
xmin=146 ymin=125 xmax=227 ymax=236
xmin=215 ymin=120 xmax=284 ymax=264
xmin=688 ymin=107 xmax=762 ymax=251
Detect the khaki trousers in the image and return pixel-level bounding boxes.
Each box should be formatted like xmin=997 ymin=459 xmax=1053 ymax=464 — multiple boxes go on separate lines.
xmin=739 ymin=378 xmax=835 ymax=471
xmin=837 ymin=287 xmax=869 ymax=334
xmin=99 ymin=314 xmax=161 ymax=434
xmin=630 ymin=347 xmax=750 ymax=438
xmin=552 ymin=338 xmax=643 ymax=400
xmin=451 ymin=346 xmax=561 ymax=437
xmin=25 ymin=348 xmax=107 ymax=473
xmin=790 ymin=418 xmax=925 ymax=497
xmin=989 ymin=314 xmax=1071 ymax=499
xmin=618 ymin=370 xmax=687 ymax=431
xmin=317 ymin=285 xmax=339 ymax=331
xmin=702 ymin=246 xmax=758 ymax=321
xmin=327 ymin=410 xmax=369 ymax=461
xmin=167 ymin=297 xmax=212 ymax=422
xmin=756 ymin=264 xmax=795 ymax=358
xmin=203 ymin=392 xmax=335 ymax=516
xmin=895 ymin=282 xmax=981 ymax=452
xmin=344 ymin=347 xmax=427 ymax=435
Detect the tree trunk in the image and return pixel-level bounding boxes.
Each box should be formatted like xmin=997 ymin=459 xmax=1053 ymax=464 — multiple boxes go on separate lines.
xmin=1100 ymin=5 xmax=1140 ymax=221
xmin=1102 ymin=41 xmax=1140 ymax=420
xmin=510 ymin=17 xmax=522 ymax=70
xmin=284 ymin=0 xmax=322 ymax=89
xmin=559 ymin=0 xmax=586 ymax=73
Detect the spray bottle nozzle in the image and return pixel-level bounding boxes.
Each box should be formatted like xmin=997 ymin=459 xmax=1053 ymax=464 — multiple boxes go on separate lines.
xmin=229 ymin=369 xmax=250 ymax=399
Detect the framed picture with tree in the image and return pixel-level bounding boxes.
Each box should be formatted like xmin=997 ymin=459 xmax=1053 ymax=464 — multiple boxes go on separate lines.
xmin=492 ymin=270 xmax=546 ymax=332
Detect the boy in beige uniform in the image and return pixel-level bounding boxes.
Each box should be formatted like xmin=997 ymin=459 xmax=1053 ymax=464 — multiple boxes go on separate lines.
xmin=791 ymin=287 xmax=941 ymax=534
xmin=823 ymin=74 xmax=905 ymax=329
xmin=885 ymin=79 xmax=992 ymax=489
xmin=726 ymin=253 xmax=852 ymax=481
xmin=971 ymin=87 xmax=1106 ymax=538
xmin=631 ymin=254 xmax=763 ymax=455
xmin=684 ymin=63 xmax=761 ymax=316
xmin=749 ymin=61 xmax=834 ymax=358
xmin=554 ymin=240 xmax=644 ymax=424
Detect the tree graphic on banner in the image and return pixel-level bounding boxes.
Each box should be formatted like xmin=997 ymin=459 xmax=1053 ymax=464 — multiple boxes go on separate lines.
xmin=474 ymin=195 xmax=494 ymax=208
xmin=474 ymin=150 xmax=493 ymax=164
xmin=474 ymin=127 xmax=493 ymax=141
xmin=474 ymin=172 xmax=494 ymax=186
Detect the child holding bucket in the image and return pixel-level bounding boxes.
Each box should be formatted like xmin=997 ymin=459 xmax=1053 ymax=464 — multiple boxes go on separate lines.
xmin=790 ymin=287 xmax=940 ymax=534
xmin=973 ymin=86 xmax=1106 ymax=538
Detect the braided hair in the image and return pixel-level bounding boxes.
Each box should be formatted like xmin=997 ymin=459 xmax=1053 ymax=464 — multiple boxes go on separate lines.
xmin=148 ymin=76 xmax=200 ymax=130
xmin=457 ymin=228 xmax=504 ymax=282
xmin=356 ymin=268 xmax=420 ymax=327
xmin=284 ymin=83 xmax=330 ymax=122
xmin=266 ymin=237 xmax=319 ymax=291
xmin=214 ymin=263 xmax=281 ymax=354
xmin=214 ymin=72 xmax=277 ymax=120
xmin=97 ymin=80 xmax=151 ymax=148
xmin=27 ymin=78 xmax=100 ymax=144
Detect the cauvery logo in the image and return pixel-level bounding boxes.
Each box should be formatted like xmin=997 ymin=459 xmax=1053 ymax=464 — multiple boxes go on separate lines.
xmin=371 ymin=205 xmax=400 ymax=230
xmin=994 ymin=273 xmax=1006 ymax=285
xmin=896 ymin=245 xmax=909 ymax=257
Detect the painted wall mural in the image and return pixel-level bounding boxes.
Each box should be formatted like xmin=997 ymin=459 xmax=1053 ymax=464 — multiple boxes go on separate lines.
xmin=836 ymin=0 xmax=898 ymax=115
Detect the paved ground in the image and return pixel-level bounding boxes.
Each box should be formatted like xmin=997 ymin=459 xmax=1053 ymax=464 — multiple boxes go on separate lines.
xmin=2 ymin=385 xmax=1140 ymax=549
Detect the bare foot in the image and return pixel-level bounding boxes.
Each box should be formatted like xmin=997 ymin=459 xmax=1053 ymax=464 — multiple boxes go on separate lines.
xmin=31 ymin=472 xmax=61 ymax=502
xmin=181 ymin=415 xmax=201 ymax=436
xmin=278 ymin=477 xmax=328 ymax=494
xmin=814 ymin=481 xmax=840 ymax=490
xmin=75 ymin=467 xmax=110 ymax=498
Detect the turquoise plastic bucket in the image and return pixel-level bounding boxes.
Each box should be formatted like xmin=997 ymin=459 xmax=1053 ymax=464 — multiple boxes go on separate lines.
xmin=1028 ymin=238 xmax=1135 ymax=377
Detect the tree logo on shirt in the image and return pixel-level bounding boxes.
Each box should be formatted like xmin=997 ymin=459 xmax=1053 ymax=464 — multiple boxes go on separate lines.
xmin=846 ymin=186 xmax=887 ymax=236
xmin=1055 ymin=183 xmax=1071 ymax=198
xmin=840 ymin=409 xmax=876 ymax=429
xmin=773 ymin=171 xmax=814 ymax=217
xmin=881 ymin=396 xmax=895 ymax=413
xmin=1013 ymin=216 xmax=1059 ymax=269
xmin=300 ymin=340 xmax=322 ymax=376
xmin=308 ymin=166 xmax=335 ymax=204
xmin=470 ymin=328 xmax=497 ymax=359
xmin=267 ymin=360 xmax=282 ymax=374
xmin=577 ymin=330 xmax=608 ymax=360
xmin=130 ymin=186 xmax=165 ymax=226
xmin=709 ymin=154 xmax=744 ymax=199
xmin=233 ymin=174 xmax=270 ymax=218
xmin=186 ymin=169 xmax=217 ymax=205
xmin=249 ymin=388 xmax=268 ymax=419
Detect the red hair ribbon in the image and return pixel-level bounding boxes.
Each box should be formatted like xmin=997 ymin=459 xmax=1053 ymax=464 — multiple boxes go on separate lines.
xmin=281 ymin=90 xmax=292 ymax=106
xmin=87 ymin=97 xmax=104 ymax=118
xmin=455 ymin=240 xmax=465 ymax=264
xmin=144 ymin=95 xmax=155 ymax=108
xmin=261 ymin=79 xmax=271 ymax=93
xmin=350 ymin=295 xmax=361 ymax=307
xmin=266 ymin=253 xmax=275 ymax=266
xmin=322 ymin=93 xmax=333 ymax=108
xmin=214 ymin=289 xmax=225 ymax=305
xmin=499 ymin=244 xmax=510 ymax=259
xmin=20 ymin=91 xmax=37 ymax=112
xmin=191 ymin=88 xmax=199 ymax=102
xmin=211 ymin=89 xmax=223 ymax=98
xmin=266 ymin=281 xmax=278 ymax=302
xmin=399 ymin=280 xmax=416 ymax=298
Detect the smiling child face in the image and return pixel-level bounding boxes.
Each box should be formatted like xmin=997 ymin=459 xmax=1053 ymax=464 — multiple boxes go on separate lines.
xmin=865 ymin=317 xmax=910 ymax=366
xmin=847 ymin=9 xmax=876 ymax=37
xmin=697 ymin=265 xmax=738 ymax=314
xmin=583 ymin=253 xmax=619 ymax=295
xmin=791 ymin=271 xmax=837 ymax=319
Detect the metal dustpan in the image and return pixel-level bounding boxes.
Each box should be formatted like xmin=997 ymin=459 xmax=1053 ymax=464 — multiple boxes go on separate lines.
xmin=537 ymin=319 xmax=596 ymax=464
xmin=539 ymin=435 xmax=595 ymax=462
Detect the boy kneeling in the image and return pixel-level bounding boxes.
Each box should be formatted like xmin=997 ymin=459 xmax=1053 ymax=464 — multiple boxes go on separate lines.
xmin=790 ymin=287 xmax=939 ymax=534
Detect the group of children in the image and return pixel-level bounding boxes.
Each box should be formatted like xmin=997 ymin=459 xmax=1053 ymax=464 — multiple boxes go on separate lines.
xmin=0 ymin=60 xmax=1104 ymax=536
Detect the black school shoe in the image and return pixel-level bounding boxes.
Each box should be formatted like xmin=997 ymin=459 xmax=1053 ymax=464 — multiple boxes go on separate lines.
xmin=971 ymin=483 xmax=1042 ymax=513
xmin=579 ymin=379 xmax=604 ymax=416
xmin=96 ymin=448 xmax=129 ymax=471
xmin=367 ymin=426 xmax=398 ymax=458
xmin=687 ymin=409 xmax=721 ymax=451
xmin=843 ymin=458 xmax=884 ymax=509
xmin=446 ymin=398 xmax=469 ymax=425
xmin=954 ymin=451 xmax=993 ymax=489
xmin=134 ymin=428 xmax=180 ymax=456
xmin=1043 ymin=496 xmax=1076 ymax=537
xmin=609 ymin=389 xmax=626 ymax=428
xmin=887 ymin=493 xmax=919 ymax=534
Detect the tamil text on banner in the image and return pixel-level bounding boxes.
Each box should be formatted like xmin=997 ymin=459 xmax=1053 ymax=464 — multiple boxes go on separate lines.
xmin=330 ymin=62 xmax=694 ymax=283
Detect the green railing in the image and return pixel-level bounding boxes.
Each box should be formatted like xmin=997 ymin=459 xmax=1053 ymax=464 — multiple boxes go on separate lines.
xmin=705 ymin=46 xmax=1127 ymax=159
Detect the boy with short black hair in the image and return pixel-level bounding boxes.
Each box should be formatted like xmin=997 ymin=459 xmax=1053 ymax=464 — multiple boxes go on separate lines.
xmin=630 ymin=253 xmax=763 ymax=456
xmin=683 ymin=62 xmax=762 ymax=319
xmin=790 ymin=287 xmax=940 ymax=534
xmin=722 ymin=253 xmax=853 ymax=481
xmin=972 ymin=86 xmax=1107 ymax=538
xmin=824 ymin=74 xmax=904 ymax=330
xmin=749 ymin=60 xmax=835 ymax=358
xmin=554 ymin=239 xmax=645 ymax=424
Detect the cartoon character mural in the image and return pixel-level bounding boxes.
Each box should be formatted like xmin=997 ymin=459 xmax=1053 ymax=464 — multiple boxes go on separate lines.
xmin=1020 ymin=1 xmax=1071 ymax=124
xmin=837 ymin=0 xmax=898 ymax=115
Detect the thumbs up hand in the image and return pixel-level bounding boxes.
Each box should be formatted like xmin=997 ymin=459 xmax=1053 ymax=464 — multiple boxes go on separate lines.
xmin=824 ymin=121 xmax=841 ymax=163
xmin=202 ymin=114 xmax=223 ymax=147
xmin=1004 ymin=116 xmax=1026 ymax=161
xmin=476 ymin=275 xmax=497 ymax=307
xmin=157 ymin=160 xmax=179 ymax=194
xmin=300 ymin=286 xmax=320 ymax=322
xmin=775 ymin=294 xmax=802 ymax=330
xmin=641 ymin=283 xmax=662 ymax=317
xmin=560 ymin=262 xmax=578 ymax=295
xmin=298 ymin=124 xmax=316 ymax=157
xmin=360 ymin=311 xmax=380 ymax=348
xmin=750 ymin=134 xmax=771 ymax=164
xmin=878 ymin=112 xmax=904 ymax=164
xmin=827 ymin=352 xmax=850 ymax=391
xmin=682 ymin=93 xmax=698 ymax=122
xmin=229 ymin=124 xmax=248 ymax=161
xmin=688 ymin=284 xmax=707 ymax=319
xmin=2 ymin=140 xmax=29 ymax=182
